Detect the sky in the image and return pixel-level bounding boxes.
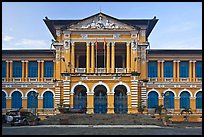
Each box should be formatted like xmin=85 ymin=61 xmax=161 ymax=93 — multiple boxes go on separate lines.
xmin=2 ymin=2 xmax=202 ymax=50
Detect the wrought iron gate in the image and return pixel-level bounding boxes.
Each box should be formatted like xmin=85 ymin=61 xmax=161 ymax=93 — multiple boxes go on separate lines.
xmin=114 ymin=91 xmax=127 ymax=113
xmin=74 ymin=91 xmax=87 ymax=109
xmin=94 ymin=91 xmax=107 ymax=114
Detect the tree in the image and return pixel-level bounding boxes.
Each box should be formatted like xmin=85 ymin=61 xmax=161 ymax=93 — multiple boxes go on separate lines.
xmin=181 ymin=107 xmax=193 ymax=122
xmin=137 ymin=100 xmax=146 ymax=114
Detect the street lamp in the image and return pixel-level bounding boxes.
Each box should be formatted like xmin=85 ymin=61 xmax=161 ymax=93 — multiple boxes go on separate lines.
xmin=31 ymin=92 xmax=39 ymax=116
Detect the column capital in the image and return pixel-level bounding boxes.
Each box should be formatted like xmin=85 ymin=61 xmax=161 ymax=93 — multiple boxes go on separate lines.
xmin=37 ymin=60 xmax=41 ymax=62
xmin=21 ymin=60 xmax=25 ymax=62
xmin=106 ymin=42 xmax=111 ymax=46
xmin=173 ymin=60 xmax=177 ymax=63
xmin=193 ymin=60 xmax=196 ymax=63
xmin=157 ymin=60 xmax=161 ymax=63
xmin=177 ymin=60 xmax=180 ymax=63
xmin=53 ymin=60 xmax=56 ymax=62
xmin=41 ymin=60 xmax=44 ymax=62
xmin=9 ymin=60 xmax=13 ymax=63
xmin=24 ymin=60 xmax=28 ymax=62
xmin=161 ymin=60 xmax=165 ymax=63
xmin=91 ymin=42 xmax=95 ymax=46
xmin=126 ymin=42 xmax=130 ymax=46
xmin=6 ymin=60 xmax=10 ymax=63
xmin=71 ymin=41 xmax=75 ymax=46
xmin=86 ymin=42 xmax=90 ymax=46
xmin=111 ymin=42 xmax=115 ymax=46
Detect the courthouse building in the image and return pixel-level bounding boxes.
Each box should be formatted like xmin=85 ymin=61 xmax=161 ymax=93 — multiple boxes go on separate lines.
xmin=2 ymin=12 xmax=202 ymax=114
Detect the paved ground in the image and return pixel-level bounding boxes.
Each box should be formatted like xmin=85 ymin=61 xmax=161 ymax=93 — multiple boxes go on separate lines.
xmin=2 ymin=125 xmax=202 ymax=135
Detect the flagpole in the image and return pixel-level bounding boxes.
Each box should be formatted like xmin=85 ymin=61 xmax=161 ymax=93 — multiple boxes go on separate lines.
xmin=95 ymin=39 xmax=97 ymax=70
xmin=104 ymin=38 xmax=106 ymax=69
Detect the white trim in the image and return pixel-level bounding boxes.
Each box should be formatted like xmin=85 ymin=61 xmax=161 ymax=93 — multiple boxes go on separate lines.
xmin=41 ymin=88 xmax=55 ymax=98
xmin=146 ymin=89 xmax=161 ymax=98
xmin=9 ymin=88 xmax=24 ymax=97
xmin=178 ymin=89 xmax=193 ymax=98
xmin=194 ymin=89 xmax=202 ymax=98
xmin=2 ymin=90 xmax=8 ymax=98
xmin=111 ymin=81 xmax=131 ymax=95
xmin=91 ymin=81 xmax=110 ymax=94
xmin=25 ymin=88 xmax=39 ymax=98
xmin=162 ymin=89 xmax=177 ymax=97
xmin=71 ymin=81 xmax=89 ymax=94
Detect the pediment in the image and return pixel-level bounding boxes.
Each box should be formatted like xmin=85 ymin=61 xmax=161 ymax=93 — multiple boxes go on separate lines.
xmin=68 ymin=13 xmax=136 ymax=30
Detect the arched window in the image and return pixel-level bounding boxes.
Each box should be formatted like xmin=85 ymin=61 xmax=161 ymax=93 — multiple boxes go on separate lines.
xmin=148 ymin=91 xmax=158 ymax=108
xmin=11 ymin=91 xmax=22 ymax=109
xmin=196 ymin=91 xmax=202 ymax=109
xmin=43 ymin=91 xmax=54 ymax=108
xmin=27 ymin=91 xmax=38 ymax=109
xmin=164 ymin=91 xmax=174 ymax=109
xmin=2 ymin=92 xmax=6 ymax=108
xmin=180 ymin=91 xmax=190 ymax=109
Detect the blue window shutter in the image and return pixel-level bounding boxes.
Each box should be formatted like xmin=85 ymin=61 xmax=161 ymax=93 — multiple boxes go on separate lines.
xmin=44 ymin=61 xmax=54 ymax=77
xmin=164 ymin=92 xmax=174 ymax=109
xmin=164 ymin=61 xmax=173 ymax=77
xmin=148 ymin=91 xmax=158 ymax=108
xmin=180 ymin=91 xmax=190 ymax=109
xmin=180 ymin=61 xmax=189 ymax=78
xmin=13 ymin=61 xmax=22 ymax=77
xmin=28 ymin=61 xmax=38 ymax=77
xmin=11 ymin=91 xmax=22 ymax=109
xmin=196 ymin=92 xmax=202 ymax=109
xmin=43 ymin=91 xmax=54 ymax=108
xmin=27 ymin=91 xmax=38 ymax=108
xmin=2 ymin=92 xmax=6 ymax=108
xmin=196 ymin=61 xmax=202 ymax=77
xmin=2 ymin=61 xmax=6 ymax=77
xmin=148 ymin=61 xmax=157 ymax=78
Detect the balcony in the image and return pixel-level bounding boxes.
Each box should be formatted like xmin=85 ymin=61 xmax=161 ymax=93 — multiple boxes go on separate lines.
xmin=44 ymin=77 xmax=53 ymax=82
xmin=180 ymin=78 xmax=189 ymax=82
xmin=28 ymin=77 xmax=38 ymax=82
xmin=2 ymin=78 xmax=6 ymax=82
xmin=75 ymin=68 xmax=86 ymax=73
xmin=148 ymin=77 xmax=158 ymax=82
xmin=13 ymin=77 xmax=22 ymax=82
xmin=196 ymin=78 xmax=202 ymax=82
xmin=164 ymin=77 xmax=173 ymax=82
xmin=95 ymin=68 xmax=106 ymax=73
xmin=115 ymin=68 xmax=126 ymax=73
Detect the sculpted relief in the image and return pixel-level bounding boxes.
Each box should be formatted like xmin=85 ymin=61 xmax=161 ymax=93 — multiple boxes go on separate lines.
xmin=69 ymin=15 xmax=133 ymax=30
xmin=82 ymin=16 xmax=119 ymax=29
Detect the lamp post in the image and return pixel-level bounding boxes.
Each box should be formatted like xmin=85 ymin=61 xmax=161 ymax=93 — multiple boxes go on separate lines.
xmin=31 ymin=92 xmax=39 ymax=116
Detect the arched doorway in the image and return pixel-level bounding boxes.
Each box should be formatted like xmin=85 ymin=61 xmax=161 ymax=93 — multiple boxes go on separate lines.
xmin=43 ymin=91 xmax=54 ymax=108
xmin=196 ymin=91 xmax=202 ymax=109
xmin=11 ymin=91 xmax=22 ymax=109
xmin=2 ymin=91 xmax=6 ymax=108
xmin=73 ymin=85 xmax=87 ymax=109
xmin=148 ymin=91 xmax=158 ymax=108
xmin=27 ymin=91 xmax=38 ymax=111
xmin=180 ymin=91 xmax=190 ymax=109
xmin=114 ymin=85 xmax=128 ymax=114
xmin=164 ymin=91 xmax=174 ymax=109
xmin=94 ymin=85 xmax=107 ymax=114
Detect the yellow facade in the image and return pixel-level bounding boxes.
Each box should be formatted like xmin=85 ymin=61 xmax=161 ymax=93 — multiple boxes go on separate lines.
xmin=2 ymin=13 xmax=202 ymax=114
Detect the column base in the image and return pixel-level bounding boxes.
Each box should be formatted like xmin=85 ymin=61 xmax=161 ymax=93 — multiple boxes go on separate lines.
xmin=107 ymin=107 xmax=114 ymax=114
xmin=87 ymin=108 xmax=94 ymax=114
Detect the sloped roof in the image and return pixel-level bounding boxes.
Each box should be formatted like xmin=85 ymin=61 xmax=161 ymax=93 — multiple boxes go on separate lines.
xmin=43 ymin=12 xmax=158 ymax=39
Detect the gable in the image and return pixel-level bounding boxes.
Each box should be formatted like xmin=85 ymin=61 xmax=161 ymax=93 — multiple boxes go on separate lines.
xmin=68 ymin=13 xmax=136 ymax=31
